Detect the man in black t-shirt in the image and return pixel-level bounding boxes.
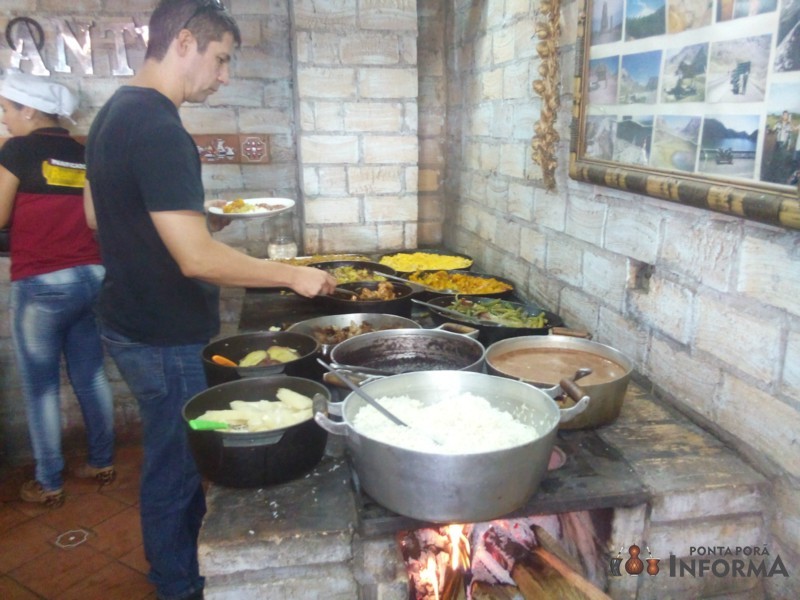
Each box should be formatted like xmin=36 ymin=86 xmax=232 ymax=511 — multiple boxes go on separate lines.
xmin=84 ymin=2 xmax=335 ymax=599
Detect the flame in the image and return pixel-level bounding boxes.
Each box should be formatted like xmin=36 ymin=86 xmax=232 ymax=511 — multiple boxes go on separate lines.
xmin=447 ymin=523 xmax=471 ymax=570
xmin=419 ymin=555 xmax=440 ymax=599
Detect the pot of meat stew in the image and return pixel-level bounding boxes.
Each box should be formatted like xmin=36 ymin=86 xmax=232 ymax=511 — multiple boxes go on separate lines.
xmin=485 ymin=335 xmax=633 ymax=430
xmin=313 ymin=370 xmax=589 ymax=522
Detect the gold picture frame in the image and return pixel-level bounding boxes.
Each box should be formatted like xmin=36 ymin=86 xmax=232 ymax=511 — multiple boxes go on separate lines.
xmin=569 ymin=0 xmax=800 ymax=231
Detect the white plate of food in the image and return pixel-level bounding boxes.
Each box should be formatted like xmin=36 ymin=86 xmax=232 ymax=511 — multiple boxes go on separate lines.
xmin=207 ymin=197 xmax=295 ymax=219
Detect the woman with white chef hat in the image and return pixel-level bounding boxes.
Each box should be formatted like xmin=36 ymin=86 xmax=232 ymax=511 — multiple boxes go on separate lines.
xmin=0 ymin=70 xmax=115 ymax=507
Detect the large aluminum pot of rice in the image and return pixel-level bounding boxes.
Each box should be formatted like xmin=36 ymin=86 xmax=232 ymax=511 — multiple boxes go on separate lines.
xmin=314 ymin=370 xmax=589 ymax=523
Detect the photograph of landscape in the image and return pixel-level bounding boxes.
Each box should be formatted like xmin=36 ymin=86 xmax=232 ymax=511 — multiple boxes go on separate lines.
xmin=591 ymin=0 xmax=624 ymax=45
xmin=618 ymin=50 xmax=661 ymax=104
xmin=625 ymin=0 xmax=666 ymax=41
xmin=650 ymin=115 xmax=701 ymax=172
xmin=578 ymin=0 xmax=800 ymax=188
xmin=697 ymin=114 xmax=759 ymax=178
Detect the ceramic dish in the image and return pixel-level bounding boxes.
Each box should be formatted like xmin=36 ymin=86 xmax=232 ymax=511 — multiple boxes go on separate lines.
xmin=207 ymin=198 xmax=295 ymax=219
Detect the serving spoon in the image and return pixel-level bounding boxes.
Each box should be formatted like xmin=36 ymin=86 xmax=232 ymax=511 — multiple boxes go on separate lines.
xmin=380 ymin=272 xmax=456 ymax=294
xmin=316 ymin=358 xmax=444 ymax=446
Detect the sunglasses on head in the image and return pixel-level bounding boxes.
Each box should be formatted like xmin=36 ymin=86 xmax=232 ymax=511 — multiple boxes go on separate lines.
xmin=181 ymin=0 xmax=226 ymax=31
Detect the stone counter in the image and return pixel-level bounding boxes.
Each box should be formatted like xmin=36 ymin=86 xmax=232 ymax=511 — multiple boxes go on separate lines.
xmin=198 ymin=381 xmax=769 ymax=600
xmin=197 ymin=287 xmax=770 ymax=599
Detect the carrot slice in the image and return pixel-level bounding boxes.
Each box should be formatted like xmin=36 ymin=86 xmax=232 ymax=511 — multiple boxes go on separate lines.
xmin=211 ymin=354 xmax=238 ymax=367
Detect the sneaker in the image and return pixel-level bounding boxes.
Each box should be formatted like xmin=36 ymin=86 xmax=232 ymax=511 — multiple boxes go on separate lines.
xmin=74 ymin=464 xmax=116 ymax=485
xmin=20 ymin=480 xmax=65 ymax=508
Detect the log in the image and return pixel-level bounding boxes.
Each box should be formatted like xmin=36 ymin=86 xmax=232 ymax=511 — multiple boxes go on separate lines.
xmin=470 ymin=581 xmax=519 ymax=599
xmin=532 ymin=547 xmax=613 ymax=600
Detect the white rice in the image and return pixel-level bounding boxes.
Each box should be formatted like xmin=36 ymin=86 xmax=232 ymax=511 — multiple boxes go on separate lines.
xmin=351 ymin=391 xmax=547 ymax=454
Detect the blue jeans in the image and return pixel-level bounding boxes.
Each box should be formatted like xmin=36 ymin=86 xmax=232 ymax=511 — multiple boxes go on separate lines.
xmin=99 ymin=324 xmax=206 ymax=600
xmin=10 ymin=265 xmax=114 ymax=491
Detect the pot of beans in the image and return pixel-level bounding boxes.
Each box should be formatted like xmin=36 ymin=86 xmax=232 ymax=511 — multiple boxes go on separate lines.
xmin=313 ymin=370 xmax=590 ymax=522
xmin=485 ymin=335 xmax=633 ymax=430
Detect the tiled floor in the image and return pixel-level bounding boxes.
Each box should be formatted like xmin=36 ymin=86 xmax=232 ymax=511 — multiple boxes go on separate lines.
xmin=0 ymin=445 xmax=157 ymax=599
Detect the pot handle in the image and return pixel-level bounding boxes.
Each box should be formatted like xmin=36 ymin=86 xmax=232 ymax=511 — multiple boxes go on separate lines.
xmin=549 ymin=327 xmax=593 ymax=339
xmin=555 ymin=377 xmax=591 ymax=424
xmin=314 ymin=412 xmax=350 ymax=436
xmin=431 ymin=322 xmax=480 ymax=339
xmin=323 ymin=369 xmax=381 ymax=388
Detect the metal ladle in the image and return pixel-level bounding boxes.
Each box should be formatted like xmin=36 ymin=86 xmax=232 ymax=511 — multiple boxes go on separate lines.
xmin=316 ymin=358 xmax=444 ymax=445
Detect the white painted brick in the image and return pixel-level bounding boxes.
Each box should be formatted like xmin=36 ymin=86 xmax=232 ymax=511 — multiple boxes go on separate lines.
xmin=238 ymin=108 xmax=292 ymax=134
xmin=343 ymin=102 xmax=404 ymax=132
xmin=470 ymin=103 xmax=494 ymax=136
xmin=546 ymin=237 xmax=584 ymax=287
xmin=304 ymin=198 xmax=360 ymax=225
xmin=503 ymin=61 xmax=530 ymax=100
xmin=236 ymin=49 xmax=292 ymax=80
xmin=364 ymin=195 xmax=418 ymax=222
xmin=661 ymin=217 xmax=737 ymax=292
xmin=400 ymin=33 xmax=418 ymax=66
xmin=694 ymin=293 xmax=781 ymax=384
xmin=319 ymin=225 xmax=379 ymax=253
xmin=491 ymin=217 xmax=521 ymax=251
xmin=292 ymin=0 xmax=357 ymax=30
xmin=646 ymin=514 xmax=765 ymax=559
xmin=596 ymin=307 xmax=648 ymax=365
xmin=506 ymin=0 xmax=532 ymax=18
xmin=784 ymin=329 xmax=800 ymax=399
xmin=650 ymin=486 xmax=764 ymax=523
xmin=318 ymin=167 xmax=349 ymax=195
xmin=308 ymin=32 xmax=341 ymax=65
xmin=604 ymin=207 xmax=660 ymax=264
xmin=359 ymin=0 xmax=417 ymax=31
xmin=241 ymin=163 xmax=297 ymax=193
xmin=479 ymin=143 xmax=501 ymax=172
xmin=646 ymin=336 xmax=720 ymax=421
xmin=498 ymin=142 xmax=526 ymax=178
xmin=737 ymin=234 xmax=800 ymax=318
xmin=513 ymin=19 xmax=538 ymax=61
xmin=559 ymin=287 xmax=600 ymax=332
xmin=404 ymin=101 xmax=419 ymax=132
xmin=300 ymin=135 xmax=359 ymax=164
xmin=312 ymin=102 xmax=345 ymax=131
xmin=297 ymin=68 xmax=356 ymax=99
xmin=181 ymin=108 xmax=238 ymax=134
xmin=348 ymin=166 xmax=404 ymax=194
xmin=492 ymin=26 xmax=515 ymax=65
xmin=512 ymin=102 xmax=541 ymax=141
xmin=532 ymin=188 xmax=567 ymax=231
xmin=583 ymin=249 xmax=628 ymax=310
xmin=302 ymin=167 xmax=320 ymax=195
xmin=208 ymin=80 xmax=264 ymax=108
xmin=480 ymin=68 xmax=504 ymax=101
xmin=404 ymin=166 xmax=419 ymax=193
xmin=358 ymin=68 xmax=418 ymax=99
xmin=202 ymin=164 xmax=244 ymax=192
xmin=493 ymin=104 xmax=515 ymax=140
xmin=340 ymin=33 xmax=401 ymax=65
xmin=363 ymin=136 xmax=418 ymax=164
xmin=629 ymin=276 xmax=694 ymax=344
xmin=566 ymin=193 xmax=606 ymax=245
xmin=294 ymin=31 xmax=311 ymax=63
xmin=508 ymin=182 xmax=533 ymax=221
xmin=715 ymin=375 xmax=800 ymax=478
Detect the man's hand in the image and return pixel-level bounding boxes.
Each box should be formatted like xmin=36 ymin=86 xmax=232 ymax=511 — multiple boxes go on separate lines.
xmin=205 ymin=199 xmax=231 ymax=232
xmin=289 ymin=266 xmax=338 ymax=298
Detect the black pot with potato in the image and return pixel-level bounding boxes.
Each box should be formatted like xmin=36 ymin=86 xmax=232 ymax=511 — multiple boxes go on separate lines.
xmin=201 ymin=331 xmax=321 ymax=387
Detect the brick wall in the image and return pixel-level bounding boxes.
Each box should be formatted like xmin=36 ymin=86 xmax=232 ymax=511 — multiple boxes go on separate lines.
xmin=294 ymin=0 xmax=421 ymax=253
xmin=443 ymin=1 xmax=799 ymax=598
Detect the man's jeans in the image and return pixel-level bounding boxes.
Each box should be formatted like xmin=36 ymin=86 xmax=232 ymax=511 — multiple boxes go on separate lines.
xmin=100 ymin=325 xmax=206 ymax=600
xmin=10 ymin=265 xmax=114 ymax=491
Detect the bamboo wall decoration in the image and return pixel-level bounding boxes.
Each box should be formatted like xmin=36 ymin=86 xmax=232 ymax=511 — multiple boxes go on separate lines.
xmin=532 ymin=0 xmax=562 ymax=191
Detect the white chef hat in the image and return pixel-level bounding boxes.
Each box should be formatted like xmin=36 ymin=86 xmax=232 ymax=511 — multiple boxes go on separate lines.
xmin=0 ymin=71 xmax=77 ymax=120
